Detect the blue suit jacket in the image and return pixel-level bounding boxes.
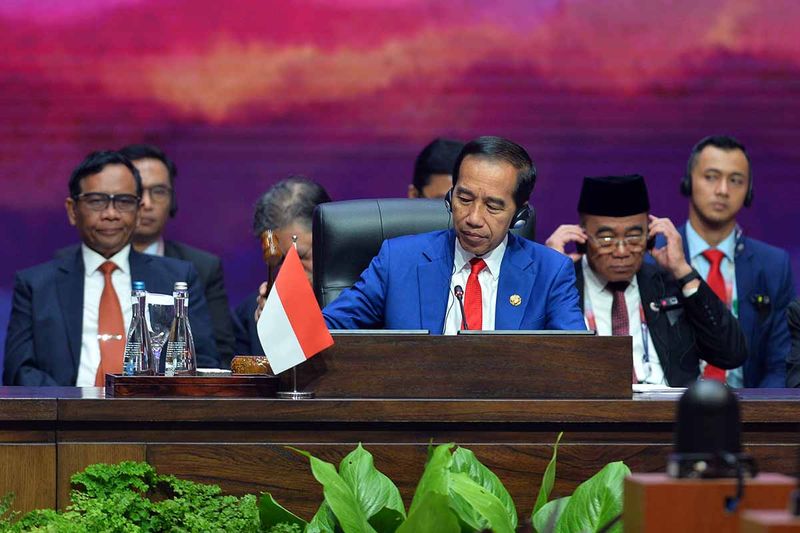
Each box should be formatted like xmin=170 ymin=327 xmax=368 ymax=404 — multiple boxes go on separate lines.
xmin=679 ymin=225 xmax=796 ymax=387
xmin=4 ymin=247 xmax=220 ymax=386
xmin=323 ymin=229 xmax=586 ymax=332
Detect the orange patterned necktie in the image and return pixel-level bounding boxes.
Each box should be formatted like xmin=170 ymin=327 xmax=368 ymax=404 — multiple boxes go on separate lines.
xmin=95 ymin=261 xmax=125 ymax=386
xmin=701 ymin=249 xmax=727 ymax=382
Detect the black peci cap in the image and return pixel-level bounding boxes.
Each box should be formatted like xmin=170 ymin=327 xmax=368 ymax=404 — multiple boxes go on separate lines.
xmin=578 ymin=174 xmax=650 ymax=217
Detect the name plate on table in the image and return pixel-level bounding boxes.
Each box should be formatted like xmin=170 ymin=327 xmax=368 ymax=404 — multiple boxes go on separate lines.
xmin=289 ymin=332 xmax=632 ymax=399
xmin=105 ymin=374 xmax=279 ymax=398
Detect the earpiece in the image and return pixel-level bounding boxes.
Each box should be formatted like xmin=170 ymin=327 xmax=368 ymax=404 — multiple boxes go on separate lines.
xmin=680 ymin=172 xmax=692 ymax=198
xmin=169 ymin=189 xmax=178 ymax=217
xmin=445 ymin=188 xmax=530 ymax=229
xmin=509 ymin=204 xmax=531 ymax=229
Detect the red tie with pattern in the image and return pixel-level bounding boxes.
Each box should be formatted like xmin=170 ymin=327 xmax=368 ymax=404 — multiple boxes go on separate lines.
xmin=464 ymin=258 xmax=486 ymax=330
xmin=96 ymin=261 xmax=125 ymax=386
xmin=607 ymin=282 xmax=635 ymax=383
xmin=702 ymin=249 xmax=728 ymax=382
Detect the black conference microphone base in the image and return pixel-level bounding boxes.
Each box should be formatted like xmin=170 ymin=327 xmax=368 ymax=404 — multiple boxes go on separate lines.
xmin=667 ymin=451 xmax=757 ymax=479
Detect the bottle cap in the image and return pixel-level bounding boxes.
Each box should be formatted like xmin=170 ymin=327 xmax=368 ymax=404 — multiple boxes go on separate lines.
xmin=174 ymin=281 xmax=188 ymax=291
xmin=132 ymin=281 xmax=146 ymax=291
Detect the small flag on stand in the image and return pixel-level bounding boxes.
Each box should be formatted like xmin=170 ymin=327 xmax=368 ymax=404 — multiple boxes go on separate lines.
xmin=256 ymin=246 xmax=334 ymax=374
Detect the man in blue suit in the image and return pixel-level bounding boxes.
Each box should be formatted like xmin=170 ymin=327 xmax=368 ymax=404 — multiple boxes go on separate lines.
xmin=678 ymin=135 xmax=796 ymax=387
xmin=322 ymin=136 xmax=586 ymax=332
xmin=4 ymin=151 xmax=219 ymax=386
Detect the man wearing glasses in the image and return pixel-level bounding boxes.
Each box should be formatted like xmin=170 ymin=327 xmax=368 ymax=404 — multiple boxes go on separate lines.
xmin=545 ymin=175 xmax=747 ymax=387
xmin=119 ymin=144 xmax=235 ymax=366
xmin=4 ymin=151 xmax=219 ymax=386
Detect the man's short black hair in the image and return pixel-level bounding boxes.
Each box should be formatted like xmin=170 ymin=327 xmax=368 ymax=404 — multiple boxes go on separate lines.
xmin=253 ymin=176 xmax=332 ymax=237
xmin=68 ymin=151 xmax=143 ymax=198
xmin=686 ymin=135 xmax=752 ymax=181
xmin=119 ymin=144 xmax=177 ymax=186
xmin=452 ymin=136 xmax=536 ymax=207
xmin=413 ymin=138 xmax=464 ymax=193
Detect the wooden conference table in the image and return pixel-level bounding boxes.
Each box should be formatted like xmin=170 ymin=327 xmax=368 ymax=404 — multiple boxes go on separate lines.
xmin=0 ymin=334 xmax=797 ymax=519
xmin=1 ymin=388 xmax=798 ymax=519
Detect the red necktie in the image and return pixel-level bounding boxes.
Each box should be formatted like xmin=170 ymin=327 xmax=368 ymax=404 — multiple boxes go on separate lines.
xmin=608 ymin=282 xmax=635 ymax=383
xmin=464 ymin=258 xmax=486 ymax=330
xmin=96 ymin=261 xmax=125 ymax=386
xmin=701 ymin=249 xmax=727 ymax=382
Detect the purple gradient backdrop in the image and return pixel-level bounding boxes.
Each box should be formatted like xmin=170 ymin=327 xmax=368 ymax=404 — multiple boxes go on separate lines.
xmin=1 ymin=0 xmax=799 ymax=362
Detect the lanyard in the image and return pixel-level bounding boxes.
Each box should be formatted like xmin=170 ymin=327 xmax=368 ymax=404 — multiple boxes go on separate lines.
xmin=584 ymin=287 xmax=652 ymax=383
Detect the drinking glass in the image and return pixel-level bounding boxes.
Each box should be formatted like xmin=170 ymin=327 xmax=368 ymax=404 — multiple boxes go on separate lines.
xmin=145 ymin=293 xmax=174 ymax=374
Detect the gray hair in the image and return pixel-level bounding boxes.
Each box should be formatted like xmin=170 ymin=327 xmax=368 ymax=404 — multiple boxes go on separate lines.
xmin=252 ymin=176 xmax=332 ymax=236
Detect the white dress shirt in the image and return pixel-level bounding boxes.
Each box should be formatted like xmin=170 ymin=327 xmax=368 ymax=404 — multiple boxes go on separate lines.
xmin=443 ymin=236 xmax=507 ymax=335
xmin=581 ymin=256 xmax=666 ymax=385
xmin=76 ymin=244 xmax=133 ymax=386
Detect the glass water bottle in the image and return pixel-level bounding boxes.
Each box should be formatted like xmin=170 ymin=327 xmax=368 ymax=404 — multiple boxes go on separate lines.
xmin=122 ymin=281 xmax=154 ymax=375
xmin=163 ymin=282 xmax=197 ymax=376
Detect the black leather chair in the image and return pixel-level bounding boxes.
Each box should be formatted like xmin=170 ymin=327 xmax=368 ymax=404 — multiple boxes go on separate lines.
xmin=312 ymin=198 xmax=536 ymax=307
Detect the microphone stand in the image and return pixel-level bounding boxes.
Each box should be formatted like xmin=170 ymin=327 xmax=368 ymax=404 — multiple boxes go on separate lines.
xmin=454 ymin=285 xmax=469 ymax=331
xmin=276 ymin=234 xmax=315 ymax=400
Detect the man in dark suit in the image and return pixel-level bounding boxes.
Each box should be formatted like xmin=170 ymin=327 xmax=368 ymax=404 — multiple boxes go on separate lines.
xmin=677 ymin=135 xmax=795 ymax=387
xmin=408 ymin=138 xmax=465 ymax=200
xmin=788 ymin=300 xmax=800 ymax=387
xmin=233 ymin=176 xmax=331 ymax=355
xmin=321 ymin=136 xmax=586 ymax=332
xmin=118 ymin=145 xmax=235 ymax=366
xmin=4 ymin=151 xmax=219 ymax=386
xmin=545 ymin=175 xmax=748 ymax=387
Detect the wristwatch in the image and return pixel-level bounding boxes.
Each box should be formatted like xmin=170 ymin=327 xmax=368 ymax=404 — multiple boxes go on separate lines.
xmin=676 ymin=268 xmax=702 ymax=289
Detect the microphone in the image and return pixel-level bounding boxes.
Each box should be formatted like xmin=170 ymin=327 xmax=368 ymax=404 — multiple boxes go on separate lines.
xmin=667 ymin=380 xmax=756 ymax=511
xmin=454 ymin=285 xmax=469 ymax=330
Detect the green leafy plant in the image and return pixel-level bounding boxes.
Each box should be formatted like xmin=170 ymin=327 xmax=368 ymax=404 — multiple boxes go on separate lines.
xmin=531 ymin=433 xmax=630 ymax=533
xmin=259 ymin=442 xmax=518 ymax=533
xmin=0 ymin=438 xmax=629 ymax=533
xmin=0 ymin=461 xmax=259 ymax=532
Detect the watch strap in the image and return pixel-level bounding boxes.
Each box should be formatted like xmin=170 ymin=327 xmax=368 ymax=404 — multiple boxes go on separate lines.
xmin=676 ymin=267 xmax=702 ymax=288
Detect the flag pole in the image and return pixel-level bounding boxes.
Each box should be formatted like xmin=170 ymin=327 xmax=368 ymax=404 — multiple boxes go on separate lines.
xmin=277 ymin=234 xmax=315 ymax=400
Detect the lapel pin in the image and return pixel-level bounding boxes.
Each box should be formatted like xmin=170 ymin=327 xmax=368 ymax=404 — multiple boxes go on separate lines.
xmin=509 ymin=294 xmax=522 ymax=306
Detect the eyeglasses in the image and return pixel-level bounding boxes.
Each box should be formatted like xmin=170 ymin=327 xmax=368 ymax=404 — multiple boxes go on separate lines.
xmin=74 ymin=193 xmax=141 ymax=213
xmin=589 ymin=234 xmax=647 ymax=254
xmin=143 ymin=185 xmax=173 ymax=203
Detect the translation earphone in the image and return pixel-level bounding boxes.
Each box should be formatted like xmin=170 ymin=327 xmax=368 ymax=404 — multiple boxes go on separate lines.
xmin=168 ymin=188 xmax=178 ymax=218
xmin=444 ymin=188 xmax=531 ymax=230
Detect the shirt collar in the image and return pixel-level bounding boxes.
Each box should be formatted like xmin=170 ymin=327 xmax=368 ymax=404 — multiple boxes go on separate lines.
xmin=453 ymin=234 xmax=507 ymax=280
xmin=686 ymin=220 xmax=736 ymax=262
xmin=141 ymin=238 xmax=165 ymax=257
xmin=82 ymin=243 xmax=131 ymax=277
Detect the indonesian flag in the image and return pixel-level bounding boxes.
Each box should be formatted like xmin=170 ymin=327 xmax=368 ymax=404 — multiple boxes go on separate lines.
xmin=257 ymin=246 xmax=334 ymax=374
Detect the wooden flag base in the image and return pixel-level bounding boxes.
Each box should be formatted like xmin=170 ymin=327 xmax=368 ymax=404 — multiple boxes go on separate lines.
xmin=624 ymin=473 xmax=795 ymax=532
